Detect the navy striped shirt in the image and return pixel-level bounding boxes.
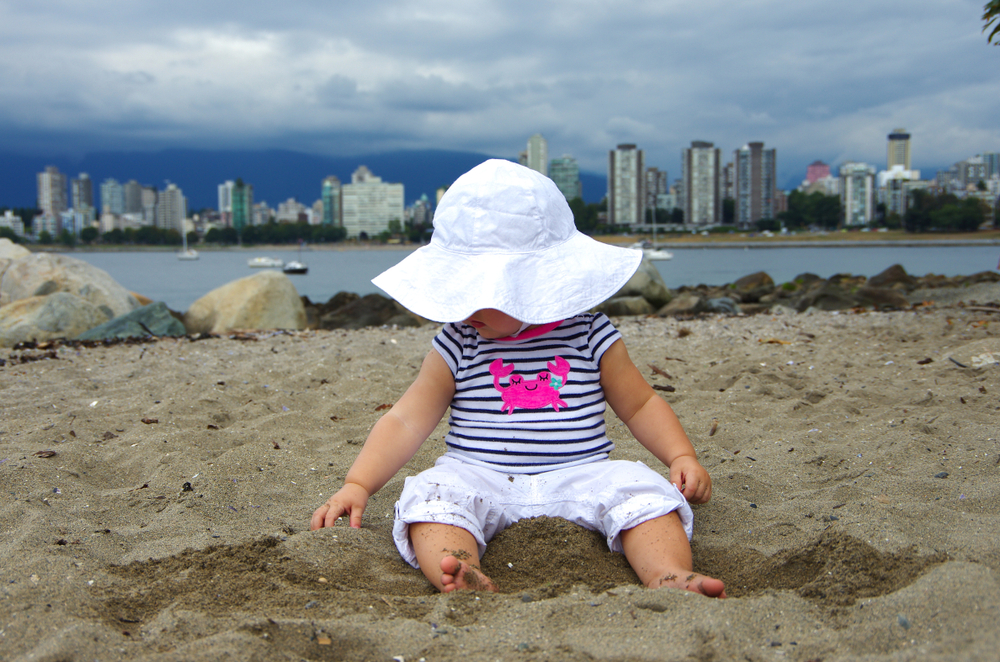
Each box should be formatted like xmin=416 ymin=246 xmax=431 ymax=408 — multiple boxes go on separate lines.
xmin=432 ymin=313 xmax=622 ymax=474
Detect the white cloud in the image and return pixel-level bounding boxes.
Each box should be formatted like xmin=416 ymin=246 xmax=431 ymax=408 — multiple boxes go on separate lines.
xmin=0 ymin=0 xmax=997 ymax=185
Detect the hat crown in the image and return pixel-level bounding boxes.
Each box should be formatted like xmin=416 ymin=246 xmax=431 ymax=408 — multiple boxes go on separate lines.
xmin=432 ymin=160 xmax=575 ymax=255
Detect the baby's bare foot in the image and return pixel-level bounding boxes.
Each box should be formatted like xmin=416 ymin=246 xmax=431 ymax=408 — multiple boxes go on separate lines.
xmin=440 ymin=555 xmax=497 ymax=593
xmin=652 ymin=571 xmax=726 ymax=598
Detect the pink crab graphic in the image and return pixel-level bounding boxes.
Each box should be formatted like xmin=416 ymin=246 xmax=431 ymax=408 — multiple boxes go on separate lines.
xmin=489 ymin=356 xmax=571 ymax=414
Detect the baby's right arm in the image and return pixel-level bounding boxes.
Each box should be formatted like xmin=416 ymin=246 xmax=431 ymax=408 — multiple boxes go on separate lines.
xmin=310 ymin=350 xmax=455 ymax=530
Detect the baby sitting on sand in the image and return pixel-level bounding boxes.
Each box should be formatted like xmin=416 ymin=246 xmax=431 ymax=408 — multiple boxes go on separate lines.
xmin=310 ymin=159 xmax=725 ymax=598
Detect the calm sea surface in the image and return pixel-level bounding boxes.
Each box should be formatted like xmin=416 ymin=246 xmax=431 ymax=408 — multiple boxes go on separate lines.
xmin=71 ymin=244 xmax=1000 ymax=312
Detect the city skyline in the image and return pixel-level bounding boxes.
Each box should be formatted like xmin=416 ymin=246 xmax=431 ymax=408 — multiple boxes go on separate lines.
xmin=0 ymin=1 xmax=996 ymax=190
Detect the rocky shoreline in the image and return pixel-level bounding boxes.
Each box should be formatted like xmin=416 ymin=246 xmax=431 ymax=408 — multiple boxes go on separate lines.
xmin=2 ymin=237 xmax=999 ymax=347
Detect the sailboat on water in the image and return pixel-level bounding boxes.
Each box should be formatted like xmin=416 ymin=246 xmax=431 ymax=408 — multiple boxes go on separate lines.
xmin=177 ymin=229 xmax=199 ymax=260
xmin=630 ymin=222 xmax=673 ymax=261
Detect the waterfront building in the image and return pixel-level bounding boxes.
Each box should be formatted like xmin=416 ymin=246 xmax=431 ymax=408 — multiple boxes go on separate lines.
xmin=407 ymin=194 xmax=433 ymax=227
xmin=608 ymin=144 xmax=645 ymax=227
xmin=549 ymin=155 xmax=582 ymax=201
xmin=721 ymin=162 xmax=735 ymax=200
xmin=887 ymin=129 xmax=911 ymax=170
xmin=71 ymin=173 xmax=94 ymax=222
xmin=252 ymin=202 xmax=271 ymax=226
xmin=231 ymin=180 xmax=254 ymax=231
xmin=955 ymin=156 xmax=990 ymax=190
xmin=156 ymin=184 xmax=187 ymax=233
xmin=681 ymin=141 xmax=722 ymax=227
xmin=341 ymin=166 xmax=405 ymax=239
xmin=734 ymin=142 xmax=777 ymax=229
xmin=141 ymin=186 xmax=157 ymax=226
xmin=33 ymin=214 xmax=58 ymax=241
xmin=527 ymin=134 xmax=548 ymax=176
xmin=322 ymin=176 xmax=342 ymax=226
xmin=123 ymin=180 xmax=144 ymax=214
xmin=100 ymin=178 xmax=125 ymax=216
xmin=645 ymin=167 xmax=669 ymax=218
xmin=218 ymin=181 xmax=234 ymax=227
xmin=806 ymin=160 xmax=831 ymax=184
xmin=983 ymin=153 xmax=1000 ymax=179
xmin=310 ymin=200 xmax=323 ymax=225
xmin=37 ymin=166 xmax=67 ymax=216
xmin=877 ymin=165 xmax=922 ymax=216
xmin=277 ymin=198 xmax=309 ymax=223
xmin=0 ymin=210 xmax=24 ymax=237
xmin=839 ymin=162 xmax=876 ymax=227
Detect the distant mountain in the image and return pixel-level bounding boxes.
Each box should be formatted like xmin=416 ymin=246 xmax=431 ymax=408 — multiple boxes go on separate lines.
xmin=0 ymin=148 xmax=609 ymax=211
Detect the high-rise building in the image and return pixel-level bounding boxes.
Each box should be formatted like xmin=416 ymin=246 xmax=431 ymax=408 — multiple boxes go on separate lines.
xmin=71 ymin=173 xmax=94 ymax=221
xmin=887 ymin=129 xmax=911 ymax=170
xmin=37 ymin=166 xmax=68 ymax=216
xmin=734 ymin=142 xmax=777 ymax=229
xmin=549 ymin=155 xmax=582 ymax=201
xmin=839 ymin=162 xmax=876 ymax=226
xmin=232 ymin=180 xmax=254 ymax=231
xmin=681 ymin=141 xmax=722 ymax=226
xmin=806 ymin=161 xmax=831 ymax=184
xmin=877 ymin=166 xmax=922 ymax=216
xmin=322 ymin=176 xmax=342 ymax=226
xmin=100 ymin=178 xmax=125 ymax=216
xmin=527 ymin=134 xmax=548 ymax=176
xmin=141 ymin=186 xmax=157 ymax=226
xmin=341 ymin=166 xmax=404 ymax=239
xmin=218 ymin=181 xmax=235 ymax=227
xmin=983 ymin=153 xmax=1000 ymax=178
xmin=608 ymin=144 xmax=645 ymax=227
xmin=645 ymin=168 xmax=668 ymax=217
xmin=156 ymin=184 xmax=186 ymax=232
xmin=721 ymin=162 xmax=735 ymax=200
xmin=123 ymin=180 xmax=144 ymax=214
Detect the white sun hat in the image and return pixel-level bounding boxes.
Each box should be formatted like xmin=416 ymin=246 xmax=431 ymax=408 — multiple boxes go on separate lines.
xmin=372 ymin=159 xmax=643 ymax=324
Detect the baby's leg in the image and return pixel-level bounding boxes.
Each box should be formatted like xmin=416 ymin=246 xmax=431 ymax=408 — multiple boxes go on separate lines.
xmin=620 ymin=512 xmax=726 ymax=598
xmin=409 ymin=522 xmax=497 ymax=593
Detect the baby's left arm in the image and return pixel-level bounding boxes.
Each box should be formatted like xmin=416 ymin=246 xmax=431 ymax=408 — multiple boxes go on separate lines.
xmin=600 ymin=339 xmax=712 ymax=504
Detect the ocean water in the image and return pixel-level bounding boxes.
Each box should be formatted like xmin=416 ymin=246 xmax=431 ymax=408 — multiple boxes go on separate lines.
xmin=70 ymin=243 xmax=1000 ymax=312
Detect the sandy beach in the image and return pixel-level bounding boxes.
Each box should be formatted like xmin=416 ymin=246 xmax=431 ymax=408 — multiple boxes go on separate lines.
xmin=2 ymin=284 xmax=999 ymax=661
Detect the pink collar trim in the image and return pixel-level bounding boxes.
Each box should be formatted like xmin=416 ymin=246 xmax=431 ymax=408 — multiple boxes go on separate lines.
xmin=495 ymin=320 xmax=563 ymax=341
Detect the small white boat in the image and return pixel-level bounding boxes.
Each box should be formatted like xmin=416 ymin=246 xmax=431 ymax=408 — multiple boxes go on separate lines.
xmin=642 ymin=247 xmax=674 ymax=261
xmin=630 ymin=240 xmax=673 ymax=261
xmin=248 ymin=256 xmax=284 ymax=268
xmin=283 ymin=260 xmax=308 ymax=275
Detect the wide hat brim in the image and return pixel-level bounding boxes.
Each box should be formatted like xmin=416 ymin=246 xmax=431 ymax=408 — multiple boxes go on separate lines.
xmin=373 ymin=233 xmax=642 ymax=324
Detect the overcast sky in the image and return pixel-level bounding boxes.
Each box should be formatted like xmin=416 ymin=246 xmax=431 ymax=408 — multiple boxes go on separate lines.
xmin=2 ymin=0 xmax=997 ymax=187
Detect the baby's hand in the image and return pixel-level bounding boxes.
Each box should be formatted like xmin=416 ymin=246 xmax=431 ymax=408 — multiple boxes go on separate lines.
xmin=669 ymin=455 xmax=712 ymax=504
xmin=310 ymin=482 xmax=370 ymax=530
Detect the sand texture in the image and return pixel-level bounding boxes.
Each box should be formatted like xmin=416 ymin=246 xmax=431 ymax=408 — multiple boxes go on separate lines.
xmin=2 ymin=292 xmax=999 ymax=661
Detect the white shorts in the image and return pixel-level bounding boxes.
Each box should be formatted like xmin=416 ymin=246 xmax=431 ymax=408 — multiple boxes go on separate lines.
xmin=392 ymin=456 xmax=693 ymax=568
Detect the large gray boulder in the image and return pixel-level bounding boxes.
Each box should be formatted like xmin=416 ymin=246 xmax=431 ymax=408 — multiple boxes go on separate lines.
xmin=319 ymin=293 xmax=425 ymax=330
xmin=77 ymin=302 xmax=187 ymax=341
xmin=0 ymin=252 xmax=139 ymax=320
xmin=0 ymin=292 xmax=109 ymax=347
xmin=0 ymin=239 xmax=32 ymax=307
xmin=183 ymin=270 xmax=306 ymax=334
xmin=613 ymin=258 xmax=672 ymax=308
xmin=731 ymin=271 xmax=775 ymax=303
xmin=595 ymin=296 xmax=655 ymax=317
